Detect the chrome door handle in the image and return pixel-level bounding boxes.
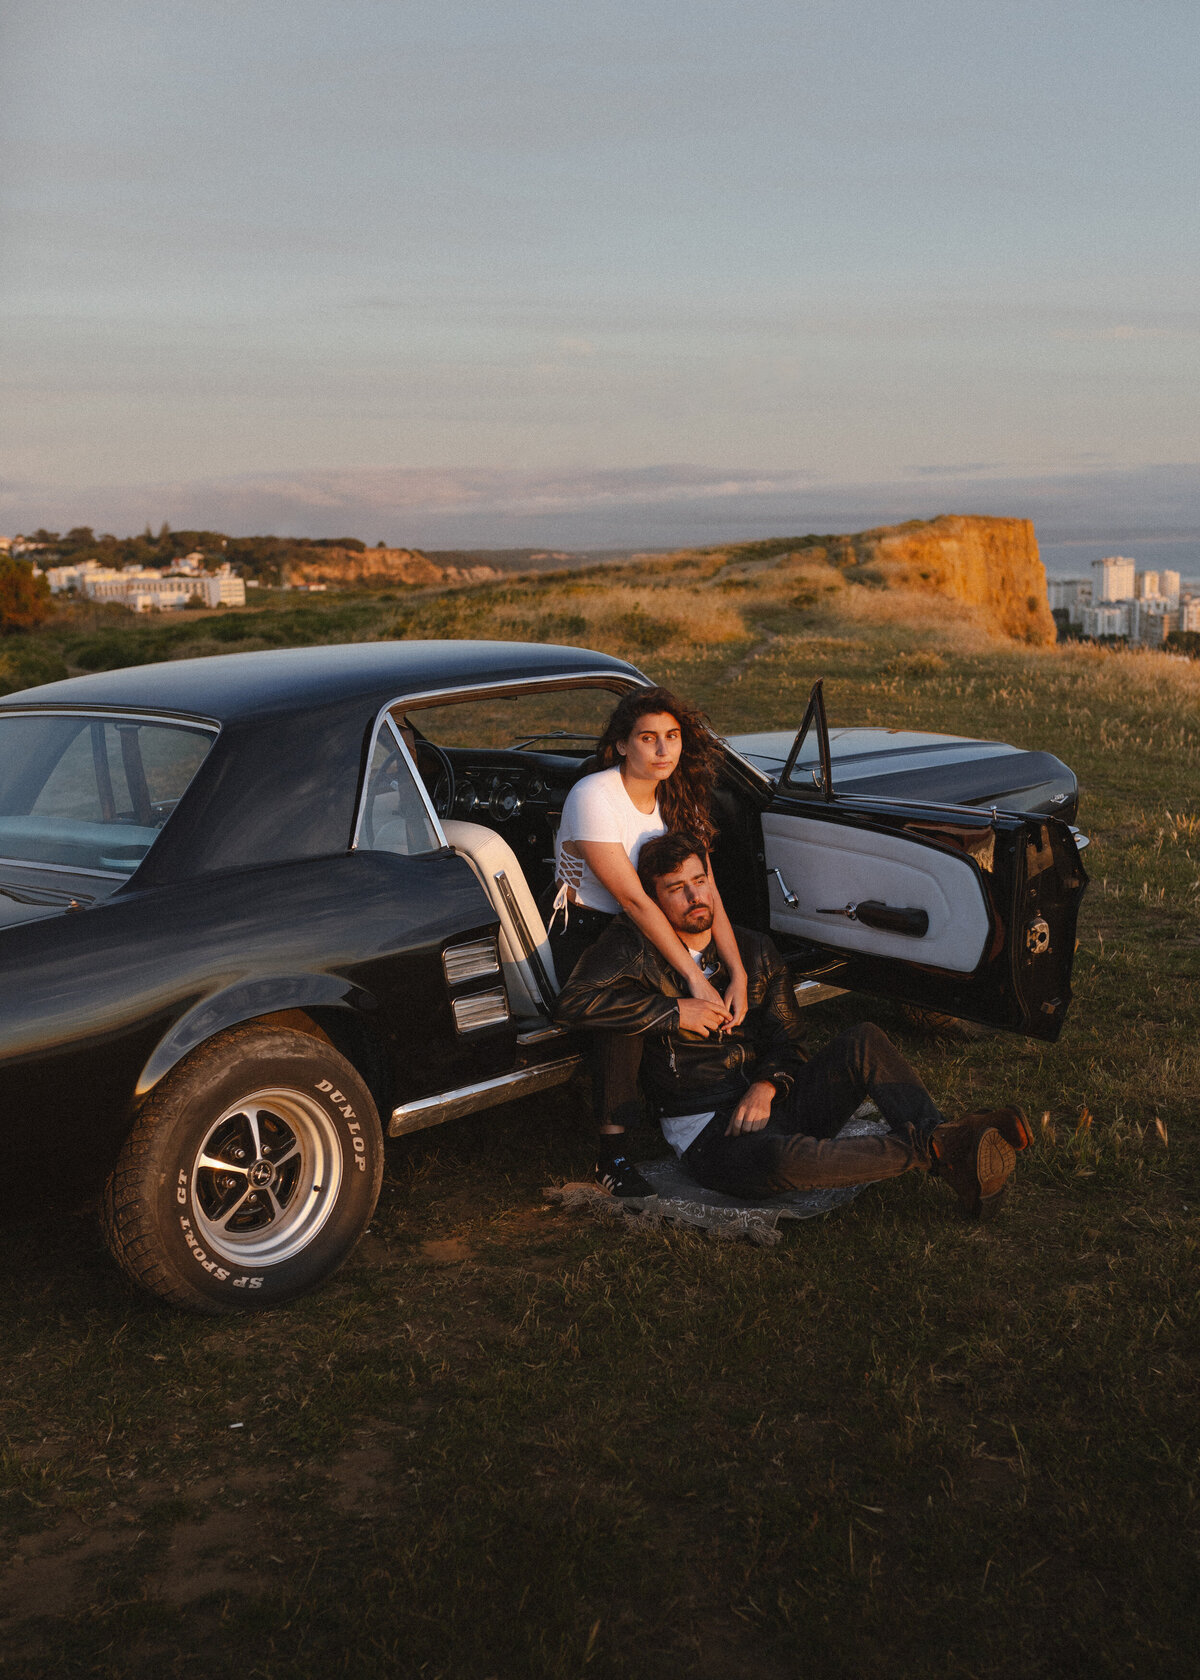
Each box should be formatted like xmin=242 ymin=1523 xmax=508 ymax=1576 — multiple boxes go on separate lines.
xmin=771 ymin=868 xmax=799 ymax=908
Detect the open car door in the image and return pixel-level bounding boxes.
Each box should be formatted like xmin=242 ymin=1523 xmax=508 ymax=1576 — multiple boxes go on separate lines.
xmin=762 ymin=683 xmax=1089 ymax=1041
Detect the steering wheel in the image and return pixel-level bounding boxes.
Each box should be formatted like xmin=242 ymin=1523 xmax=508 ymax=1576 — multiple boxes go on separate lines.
xmin=414 ymin=740 xmax=456 ymax=817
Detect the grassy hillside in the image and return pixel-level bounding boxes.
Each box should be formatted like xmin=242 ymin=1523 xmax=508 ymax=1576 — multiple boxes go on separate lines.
xmin=1 ymin=550 xmax=1198 ymax=1677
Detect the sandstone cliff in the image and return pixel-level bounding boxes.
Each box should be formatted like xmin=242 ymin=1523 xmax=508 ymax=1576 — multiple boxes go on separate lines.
xmin=811 ymin=515 xmax=1055 ymax=644
xmin=281 ymin=546 xmax=500 ymax=589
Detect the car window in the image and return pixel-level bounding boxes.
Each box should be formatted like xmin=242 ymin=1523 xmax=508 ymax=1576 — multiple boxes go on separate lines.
xmin=0 ymin=713 xmax=216 ymax=876
xmin=357 ymin=718 xmax=441 ymax=856
xmin=409 ymin=686 xmax=625 ymax=753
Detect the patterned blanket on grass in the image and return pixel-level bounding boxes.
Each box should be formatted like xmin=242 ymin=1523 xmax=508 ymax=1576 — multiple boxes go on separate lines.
xmin=544 ymin=1106 xmax=889 ymax=1247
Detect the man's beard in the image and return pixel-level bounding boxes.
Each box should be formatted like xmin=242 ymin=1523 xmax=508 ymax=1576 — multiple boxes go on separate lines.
xmin=680 ymin=906 xmax=714 ymax=933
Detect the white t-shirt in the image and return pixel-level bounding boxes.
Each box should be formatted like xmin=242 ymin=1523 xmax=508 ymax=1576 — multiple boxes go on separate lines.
xmin=659 ymin=947 xmax=717 ymax=1157
xmin=554 ymin=765 xmax=667 ymax=913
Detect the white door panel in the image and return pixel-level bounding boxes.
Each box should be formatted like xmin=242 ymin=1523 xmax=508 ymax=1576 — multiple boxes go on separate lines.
xmin=762 ymin=812 xmax=990 ymax=974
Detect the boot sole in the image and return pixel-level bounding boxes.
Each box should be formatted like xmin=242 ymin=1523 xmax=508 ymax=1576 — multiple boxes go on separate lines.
xmin=959 ymin=1107 xmax=1034 ymax=1152
xmin=974 ymin=1129 xmax=1016 ymax=1220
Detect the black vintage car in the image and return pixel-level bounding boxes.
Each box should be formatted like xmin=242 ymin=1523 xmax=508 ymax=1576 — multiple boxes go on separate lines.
xmin=0 ymin=641 xmax=1087 ymax=1311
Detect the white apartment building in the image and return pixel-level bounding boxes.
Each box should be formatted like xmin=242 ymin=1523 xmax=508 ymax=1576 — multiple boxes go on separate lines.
xmin=1060 ymin=557 xmax=1196 ymax=645
xmin=44 ymin=560 xmax=105 ymax=592
xmin=1048 ymin=578 xmax=1092 ymax=623
xmin=1081 ymin=603 xmax=1131 ymax=638
xmin=44 ymin=561 xmax=245 ymax=611
xmin=1092 ymin=555 xmax=1137 ymax=602
xmin=1131 ymin=600 xmax=1176 ymax=645
xmin=1181 ymin=598 xmax=1200 ymax=633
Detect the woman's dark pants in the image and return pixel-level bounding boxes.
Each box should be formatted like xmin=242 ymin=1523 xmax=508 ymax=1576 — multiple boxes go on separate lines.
xmin=683 ymin=1023 xmax=946 ymax=1198
xmin=549 ymin=906 xmax=644 ymax=1134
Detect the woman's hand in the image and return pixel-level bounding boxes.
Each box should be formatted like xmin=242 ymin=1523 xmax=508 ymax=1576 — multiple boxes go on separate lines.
xmin=722 ymin=970 xmax=749 ymax=1029
xmin=685 ymin=963 xmax=732 ymax=1023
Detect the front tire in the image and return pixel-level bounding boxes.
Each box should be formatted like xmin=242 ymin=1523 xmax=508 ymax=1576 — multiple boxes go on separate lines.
xmin=101 ymin=1026 xmax=384 ymax=1314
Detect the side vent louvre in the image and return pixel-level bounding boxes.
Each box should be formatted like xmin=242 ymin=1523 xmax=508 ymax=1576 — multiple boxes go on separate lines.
xmin=443 ymin=936 xmax=501 ymax=986
xmin=452 ymin=988 xmax=510 ymax=1033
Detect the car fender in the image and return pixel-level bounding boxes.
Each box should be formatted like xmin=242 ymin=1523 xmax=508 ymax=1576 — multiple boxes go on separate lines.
xmin=134 ymin=973 xmax=379 ymax=1100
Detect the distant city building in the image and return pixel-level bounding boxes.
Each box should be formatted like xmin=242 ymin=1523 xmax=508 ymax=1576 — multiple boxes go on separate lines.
xmin=0 ymin=536 xmax=12 ymax=553
xmin=43 ymin=561 xmax=245 ymax=611
xmin=1081 ymin=603 xmax=1131 ymax=638
xmin=44 ymin=560 xmax=105 ymax=592
xmin=1130 ymin=599 xmax=1176 ymax=645
xmin=1048 ymin=578 xmax=1092 ymax=624
xmin=1059 ymin=558 xmax=1197 ymax=646
xmin=1092 ymin=556 xmax=1137 ymax=602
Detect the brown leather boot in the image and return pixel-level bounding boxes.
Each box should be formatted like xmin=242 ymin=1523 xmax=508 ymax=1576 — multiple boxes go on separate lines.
xmin=928 ymin=1123 xmax=1016 ymax=1219
xmin=953 ymin=1106 xmax=1033 ymax=1153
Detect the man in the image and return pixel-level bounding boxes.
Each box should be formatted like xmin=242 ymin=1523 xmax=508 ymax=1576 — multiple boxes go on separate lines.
xmin=555 ymin=833 xmax=1032 ymax=1215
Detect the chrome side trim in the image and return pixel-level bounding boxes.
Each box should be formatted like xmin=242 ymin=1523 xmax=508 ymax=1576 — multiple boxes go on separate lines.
xmin=394 ymin=671 xmax=649 ymax=712
xmin=0 ymin=706 xmax=221 ymax=732
xmin=389 ymin=1054 xmax=581 ymax=1137
xmin=493 ymin=868 xmax=558 ymax=1011
xmin=516 ymin=1022 xmax=567 ymax=1045
xmin=351 ymin=702 xmax=448 ymax=852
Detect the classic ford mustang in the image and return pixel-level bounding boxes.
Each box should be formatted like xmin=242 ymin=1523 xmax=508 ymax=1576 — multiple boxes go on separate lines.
xmin=0 ymin=641 xmax=1087 ymax=1311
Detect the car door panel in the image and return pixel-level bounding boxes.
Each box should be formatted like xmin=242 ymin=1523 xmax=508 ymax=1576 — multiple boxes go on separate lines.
xmin=762 ymin=811 xmax=991 ymax=973
xmin=762 ymin=796 xmax=1087 ymax=1041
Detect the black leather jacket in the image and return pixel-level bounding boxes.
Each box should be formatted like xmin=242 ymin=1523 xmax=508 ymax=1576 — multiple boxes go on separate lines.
xmin=554 ymin=917 xmax=809 ymax=1118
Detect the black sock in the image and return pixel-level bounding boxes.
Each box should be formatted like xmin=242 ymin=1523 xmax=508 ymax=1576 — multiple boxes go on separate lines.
xmin=596 ymin=1133 xmax=627 ymax=1164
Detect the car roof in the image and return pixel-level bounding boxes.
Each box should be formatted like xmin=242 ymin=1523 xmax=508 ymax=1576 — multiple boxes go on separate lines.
xmin=0 ymin=640 xmax=647 ymax=724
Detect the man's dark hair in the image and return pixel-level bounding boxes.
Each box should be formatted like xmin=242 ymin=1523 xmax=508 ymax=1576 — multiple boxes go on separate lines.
xmin=637 ymin=832 xmax=706 ymax=898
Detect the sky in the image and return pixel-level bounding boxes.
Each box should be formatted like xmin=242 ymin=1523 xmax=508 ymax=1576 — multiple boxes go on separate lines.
xmin=2 ymin=0 xmax=1198 ymax=560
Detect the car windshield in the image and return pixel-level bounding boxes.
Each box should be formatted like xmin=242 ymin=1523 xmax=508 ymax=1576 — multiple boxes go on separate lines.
xmin=408 ymin=685 xmax=629 ymax=752
xmin=0 ymin=712 xmax=216 ymax=877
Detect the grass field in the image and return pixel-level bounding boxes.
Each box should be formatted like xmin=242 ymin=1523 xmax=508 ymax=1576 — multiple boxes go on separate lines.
xmin=1 ymin=549 xmax=1198 ymax=1678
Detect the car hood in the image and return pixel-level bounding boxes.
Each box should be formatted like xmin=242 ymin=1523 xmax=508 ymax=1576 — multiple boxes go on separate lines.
xmin=724 ymin=727 xmax=1078 ymax=818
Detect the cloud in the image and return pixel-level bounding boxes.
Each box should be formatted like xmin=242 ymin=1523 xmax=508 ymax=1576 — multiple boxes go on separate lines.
xmin=3 ymin=461 xmax=1199 ymax=560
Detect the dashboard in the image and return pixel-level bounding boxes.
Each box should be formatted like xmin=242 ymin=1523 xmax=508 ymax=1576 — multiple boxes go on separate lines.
xmin=435 ymin=747 xmax=585 ymax=826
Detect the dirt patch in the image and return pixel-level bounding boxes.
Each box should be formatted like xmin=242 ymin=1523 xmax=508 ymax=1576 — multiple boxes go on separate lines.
xmin=0 ymin=1522 xmax=133 ymax=1622
xmin=326 ymin=1426 xmax=404 ymax=1517
xmin=417 ymin=1236 xmax=474 ymax=1263
xmin=154 ymin=1504 xmax=269 ymax=1604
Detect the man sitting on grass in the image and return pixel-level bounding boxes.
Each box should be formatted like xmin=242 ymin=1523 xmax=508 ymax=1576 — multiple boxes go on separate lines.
xmin=555 ymin=832 xmax=1032 ymax=1215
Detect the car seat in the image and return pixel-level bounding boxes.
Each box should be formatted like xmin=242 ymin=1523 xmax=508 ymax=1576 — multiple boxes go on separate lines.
xmin=441 ymin=819 xmax=559 ymax=1019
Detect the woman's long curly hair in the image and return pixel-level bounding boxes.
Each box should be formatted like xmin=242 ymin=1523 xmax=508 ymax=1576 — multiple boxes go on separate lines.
xmin=594 ymin=686 xmax=721 ymax=852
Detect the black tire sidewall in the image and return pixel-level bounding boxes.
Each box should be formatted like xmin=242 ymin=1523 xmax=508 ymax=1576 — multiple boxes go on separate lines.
xmin=134 ymin=1031 xmax=383 ymax=1310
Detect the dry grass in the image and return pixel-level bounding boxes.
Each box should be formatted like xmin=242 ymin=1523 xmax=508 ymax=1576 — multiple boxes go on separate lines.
xmin=1 ymin=549 xmax=1199 ymax=1678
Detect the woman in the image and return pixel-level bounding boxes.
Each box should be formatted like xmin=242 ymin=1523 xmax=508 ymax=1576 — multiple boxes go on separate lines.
xmin=550 ymin=687 xmax=749 ymax=1195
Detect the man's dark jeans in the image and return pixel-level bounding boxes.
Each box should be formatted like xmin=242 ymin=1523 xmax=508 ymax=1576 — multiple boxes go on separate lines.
xmin=683 ymin=1023 xmax=947 ymax=1199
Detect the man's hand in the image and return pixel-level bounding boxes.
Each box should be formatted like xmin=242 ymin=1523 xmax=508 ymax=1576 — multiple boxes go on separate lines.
xmin=725 ymin=1080 xmax=776 ymax=1136
xmin=677 ymin=996 xmax=733 ymax=1037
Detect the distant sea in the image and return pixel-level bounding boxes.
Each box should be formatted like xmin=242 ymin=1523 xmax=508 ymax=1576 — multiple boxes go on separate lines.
xmin=1039 ymin=538 xmax=1200 ymax=587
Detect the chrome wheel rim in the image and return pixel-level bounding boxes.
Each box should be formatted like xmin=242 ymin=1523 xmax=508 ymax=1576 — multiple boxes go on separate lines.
xmin=190 ymin=1087 xmax=343 ymax=1265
